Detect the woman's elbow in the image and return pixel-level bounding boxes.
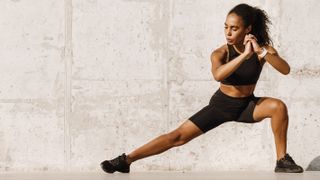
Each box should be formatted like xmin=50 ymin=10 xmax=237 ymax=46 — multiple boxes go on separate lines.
xmin=214 ymin=77 xmax=222 ymax=82
xmin=282 ymin=66 xmax=290 ymax=75
xmin=212 ymin=71 xmax=222 ymax=82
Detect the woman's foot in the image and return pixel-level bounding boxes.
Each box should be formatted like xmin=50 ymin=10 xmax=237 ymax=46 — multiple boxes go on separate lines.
xmin=100 ymin=153 xmax=131 ymax=173
xmin=275 ymin=154 xmax=304 ymax=173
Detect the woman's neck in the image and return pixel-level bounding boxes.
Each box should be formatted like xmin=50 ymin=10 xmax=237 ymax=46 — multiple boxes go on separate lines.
xmin=233 ymin=44 xmax=245 ymax=54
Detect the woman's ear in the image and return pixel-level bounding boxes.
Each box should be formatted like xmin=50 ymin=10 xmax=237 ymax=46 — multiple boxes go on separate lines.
xmin=245 ymin=25 xmax=252 ymax=34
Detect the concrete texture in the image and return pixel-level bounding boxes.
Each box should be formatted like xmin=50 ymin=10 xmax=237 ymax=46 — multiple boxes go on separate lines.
xmin=0 ymin=0 xmax=320 ymax=172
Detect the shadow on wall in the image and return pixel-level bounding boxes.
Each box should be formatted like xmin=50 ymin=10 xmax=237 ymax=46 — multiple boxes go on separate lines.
xmin=306 ymin=156 xmax=320 ymax=171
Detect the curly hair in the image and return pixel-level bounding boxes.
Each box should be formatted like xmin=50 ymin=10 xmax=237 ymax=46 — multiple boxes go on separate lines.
xmin=229 ymin=3 xmax=273 ymax=46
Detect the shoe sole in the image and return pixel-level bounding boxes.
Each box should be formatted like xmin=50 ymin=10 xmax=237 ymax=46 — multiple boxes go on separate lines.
xmin=100 ymin=163 xmax=130 ymax=173
xmin=100 ymin=163 xmax=115 ymax=173
xmin=275 ymin=168 xmax=304 ymax=173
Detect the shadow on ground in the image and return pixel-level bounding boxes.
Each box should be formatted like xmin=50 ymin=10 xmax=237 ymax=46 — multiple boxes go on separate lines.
xmin=306 ymin=156 xmax=320 ymax=171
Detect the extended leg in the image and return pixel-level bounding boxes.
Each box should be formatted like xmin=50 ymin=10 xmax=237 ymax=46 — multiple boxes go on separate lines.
xmin=100 ymin=120 xmax=203 ymax=173
xmin=126 ymin=120 xmax=203 ymax=164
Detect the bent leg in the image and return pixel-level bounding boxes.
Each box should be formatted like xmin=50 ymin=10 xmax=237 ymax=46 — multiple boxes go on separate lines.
xmin=252 ymin=97 xmax=289 ymax=160
xmin=126 ymin=120 xmax=203 ymax=164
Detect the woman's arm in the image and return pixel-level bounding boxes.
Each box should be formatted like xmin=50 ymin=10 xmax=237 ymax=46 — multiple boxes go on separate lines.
xmin=211 ymin=43 xmax=253 ymax=82
xmin=263 ymin=46 xmax=290 ymax=75
xmin=248 ymin=34 xmax=290 ymax=75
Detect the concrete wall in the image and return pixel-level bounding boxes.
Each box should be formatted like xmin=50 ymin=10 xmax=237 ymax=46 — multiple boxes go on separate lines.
xmin=0 ymin=0 xmax=319 ymax=172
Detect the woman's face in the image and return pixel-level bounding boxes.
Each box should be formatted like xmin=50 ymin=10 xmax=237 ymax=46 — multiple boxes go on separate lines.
xmin=224 ymin=13 xmax=251 ymax=45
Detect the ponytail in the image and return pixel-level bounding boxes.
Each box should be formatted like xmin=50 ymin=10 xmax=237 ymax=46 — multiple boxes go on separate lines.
xmin=228 ymin=4 xmax=272 ymax=46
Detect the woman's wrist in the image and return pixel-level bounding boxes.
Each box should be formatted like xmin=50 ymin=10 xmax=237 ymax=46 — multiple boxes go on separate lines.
xmin=241 ymin=52 xmax=251 ymax=60
xmin=258 ymin=47 xmax=268 ymax=58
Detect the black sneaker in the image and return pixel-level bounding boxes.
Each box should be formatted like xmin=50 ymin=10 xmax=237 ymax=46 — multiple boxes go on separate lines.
xmin=275 ymin=154 xmax=304 ymax=173
xmin=100 ymin=153 xmax=131 ymax=173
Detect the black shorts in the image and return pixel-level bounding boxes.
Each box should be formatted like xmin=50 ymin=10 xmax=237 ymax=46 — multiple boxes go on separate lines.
xmin=189 ymin=88 xmax=261 ymax=133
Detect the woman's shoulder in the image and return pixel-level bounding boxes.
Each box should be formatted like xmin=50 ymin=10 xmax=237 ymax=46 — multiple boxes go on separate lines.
xmin=211 ymin=44 xmax=228 ymax=57
xmin=210 ymin=44 xmax=229 ymax=62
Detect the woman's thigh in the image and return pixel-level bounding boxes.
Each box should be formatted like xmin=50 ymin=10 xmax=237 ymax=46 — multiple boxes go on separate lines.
xmin=252 ymin=97 xmax=287 ymax=122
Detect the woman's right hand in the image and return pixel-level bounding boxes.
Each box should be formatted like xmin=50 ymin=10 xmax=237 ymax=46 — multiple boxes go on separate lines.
xmin=243 ymin=34 xmax=254 ymax=59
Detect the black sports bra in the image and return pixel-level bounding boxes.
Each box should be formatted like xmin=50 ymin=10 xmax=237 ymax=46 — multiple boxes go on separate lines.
xmin=221 ymin=44 xmax=263 ymax=85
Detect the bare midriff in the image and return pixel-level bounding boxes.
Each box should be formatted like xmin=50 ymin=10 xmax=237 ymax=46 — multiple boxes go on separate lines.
xmin=219 ymin=83 xmax=256 ymax=97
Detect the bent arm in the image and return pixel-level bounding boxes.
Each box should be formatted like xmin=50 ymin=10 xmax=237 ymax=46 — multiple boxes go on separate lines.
xmin=263 ymin=46 xmax=290 ymax=75
xmin=211 ymin=48 xmax=249 ymax=82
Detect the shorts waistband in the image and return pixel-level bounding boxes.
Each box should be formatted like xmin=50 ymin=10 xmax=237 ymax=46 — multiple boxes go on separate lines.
xmin=215 ymin=88 xmax=254 ymax=100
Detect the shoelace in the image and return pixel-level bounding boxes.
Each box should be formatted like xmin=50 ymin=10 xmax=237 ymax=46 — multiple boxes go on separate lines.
xmin=285 ymin=154 xmax=296 ymax=165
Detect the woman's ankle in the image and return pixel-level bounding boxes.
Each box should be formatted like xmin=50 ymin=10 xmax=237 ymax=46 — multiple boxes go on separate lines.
xmin=126 ymin=154 xmax=133 ymax=164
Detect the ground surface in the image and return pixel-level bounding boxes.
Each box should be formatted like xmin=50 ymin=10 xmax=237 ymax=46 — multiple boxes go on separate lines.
xmin=0 ymin=171 xmax=319 ymax=180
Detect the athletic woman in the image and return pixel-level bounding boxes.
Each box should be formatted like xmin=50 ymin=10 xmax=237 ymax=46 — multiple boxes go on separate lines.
xmin=100 ymin=3 xmax=303 ymax=173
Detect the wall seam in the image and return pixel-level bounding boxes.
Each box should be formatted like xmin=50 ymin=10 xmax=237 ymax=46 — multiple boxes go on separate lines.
xmin=64 ymin=0 xmax=72 ymax=171
xmin=166 ymin=0 xmax=173 ymax=171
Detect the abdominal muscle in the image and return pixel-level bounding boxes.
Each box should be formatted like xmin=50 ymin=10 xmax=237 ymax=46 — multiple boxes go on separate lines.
xmin=219 ymin=83 xmax=256 ymax=97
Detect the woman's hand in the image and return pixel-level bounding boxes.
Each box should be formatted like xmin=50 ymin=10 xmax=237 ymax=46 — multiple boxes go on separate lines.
xmin=246 ymin=34 xmax=264 ymax=54
xmin=243 ymin=35 xmax=254 ymax=59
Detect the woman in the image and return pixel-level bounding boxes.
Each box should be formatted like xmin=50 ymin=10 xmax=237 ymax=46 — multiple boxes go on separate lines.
xmin=100 ymin=3 xmax=303 ymax=173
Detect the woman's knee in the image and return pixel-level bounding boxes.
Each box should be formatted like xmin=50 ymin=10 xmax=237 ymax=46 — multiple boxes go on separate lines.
xmin=270 ymin=99 xmax=288 ymax=117
xmin=166 ymin=129 xmax=189 ymax=147
xmin=166 ymin=120 xmax=203 ymax=147
xmin=270 ymin=99 xmax=287 ymax=113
